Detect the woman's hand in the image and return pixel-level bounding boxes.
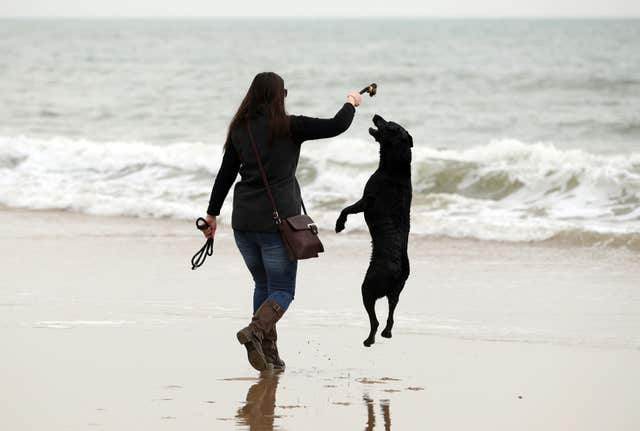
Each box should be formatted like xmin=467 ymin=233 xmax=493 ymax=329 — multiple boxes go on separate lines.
xmin=202 ymin=215 xmax=217 ymax=239
xmin=346 ymin=91 xmax=362 ymax=107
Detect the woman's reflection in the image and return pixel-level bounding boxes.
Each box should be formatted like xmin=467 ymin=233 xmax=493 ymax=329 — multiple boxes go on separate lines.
xmin=236 ymin=371 xmax=281 ymax=430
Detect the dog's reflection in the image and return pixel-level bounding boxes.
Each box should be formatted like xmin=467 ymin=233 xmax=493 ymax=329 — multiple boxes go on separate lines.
xmin=364 ymin=395 xmax=391 ymax=431
xmin=236 ymin=372 xmax=281 ymax=431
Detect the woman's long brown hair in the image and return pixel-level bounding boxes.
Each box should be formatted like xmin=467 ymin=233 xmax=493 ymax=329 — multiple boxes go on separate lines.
xmin=225 ymin=72 xmax=290 ymax=150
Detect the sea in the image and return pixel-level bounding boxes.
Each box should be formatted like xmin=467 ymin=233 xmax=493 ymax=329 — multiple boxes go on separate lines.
xmin=1 ymin=18 xmax=639 ymax=248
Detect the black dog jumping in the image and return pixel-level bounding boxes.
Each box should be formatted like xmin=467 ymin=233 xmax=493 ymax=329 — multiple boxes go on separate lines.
xmin=335 ymin=114 xmax=412 ymax=347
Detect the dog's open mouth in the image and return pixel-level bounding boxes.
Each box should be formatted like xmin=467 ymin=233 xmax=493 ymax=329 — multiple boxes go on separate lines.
xmin=369 ymin=114 xmax=386 ymax=139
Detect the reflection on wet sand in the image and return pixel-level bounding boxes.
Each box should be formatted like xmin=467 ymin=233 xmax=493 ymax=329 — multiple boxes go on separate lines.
xmin=236 ymin=372 xmax=281 ymax=431
xmin=364 ymin=395 xmax=391 ymax=431
xmin=234 ymin=372 xmax=400 ymax=430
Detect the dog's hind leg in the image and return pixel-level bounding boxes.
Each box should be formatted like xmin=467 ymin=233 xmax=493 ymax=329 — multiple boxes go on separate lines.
xmin=362 ymin=285 xmax=379 ymax=347
xmin=380 ymin=294 xmax=399 ymax=339
xmin=382 ymin=254 xmax=409 ymax=338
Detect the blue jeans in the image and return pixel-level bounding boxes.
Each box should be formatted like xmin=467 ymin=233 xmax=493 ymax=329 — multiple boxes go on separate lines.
xmin=233 ymin=230 xmax=297 ymax=313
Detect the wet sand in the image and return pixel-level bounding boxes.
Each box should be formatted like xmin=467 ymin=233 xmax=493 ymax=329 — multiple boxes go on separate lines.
xmin=1 ymin=209 xmax=639 ymax=430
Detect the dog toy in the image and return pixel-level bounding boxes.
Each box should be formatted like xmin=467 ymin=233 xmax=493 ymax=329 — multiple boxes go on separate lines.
xmin=359 ymin=83 xmax=378 ymax=97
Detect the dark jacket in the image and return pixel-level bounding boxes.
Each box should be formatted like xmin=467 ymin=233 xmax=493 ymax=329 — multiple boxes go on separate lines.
xmin=207 ymin=102 xmax=356 ymax=232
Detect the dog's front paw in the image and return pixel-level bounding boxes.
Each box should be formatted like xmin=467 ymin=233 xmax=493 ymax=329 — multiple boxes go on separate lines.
xmin=381 ymin=329 xmax=392 ymax=339
xmin=363 ymin=337 xmax=375 ymax=347
xmin=335 ymin=217 xmax=346 ymax=233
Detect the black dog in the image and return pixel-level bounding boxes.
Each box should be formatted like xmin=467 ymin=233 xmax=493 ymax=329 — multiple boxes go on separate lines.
xmin=335 ymin=114 xmax=412 ymax=347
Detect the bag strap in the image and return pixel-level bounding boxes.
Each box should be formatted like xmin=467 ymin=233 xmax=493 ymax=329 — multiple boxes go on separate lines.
xmin=295 ymin=177 xmax=308 ymax=216
xmin=246 ymin=121 xmax=282 ymax=224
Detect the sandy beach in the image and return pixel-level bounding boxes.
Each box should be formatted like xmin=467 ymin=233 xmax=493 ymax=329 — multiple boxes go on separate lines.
xmin=1 ymin=11 xmax=639 ymax=431
xmin=0 ymin=208 xmax=639 ymax=430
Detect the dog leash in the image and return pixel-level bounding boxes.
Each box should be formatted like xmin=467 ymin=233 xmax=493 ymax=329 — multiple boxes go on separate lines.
xmin=191 ymin=217 xmax=214 ymax=270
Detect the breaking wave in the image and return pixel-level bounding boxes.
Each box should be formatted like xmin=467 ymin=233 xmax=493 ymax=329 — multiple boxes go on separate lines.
xmin=1 ymin=135 xmax=639 ymax=250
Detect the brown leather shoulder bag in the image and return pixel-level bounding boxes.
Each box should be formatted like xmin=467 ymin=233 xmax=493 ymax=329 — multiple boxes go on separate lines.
xmin=246 ymin=122 xmax=324 ymax=261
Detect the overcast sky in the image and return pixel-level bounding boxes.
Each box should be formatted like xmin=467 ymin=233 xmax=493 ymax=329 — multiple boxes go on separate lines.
xmin=1 ymin=0 xmax=639 ymax=17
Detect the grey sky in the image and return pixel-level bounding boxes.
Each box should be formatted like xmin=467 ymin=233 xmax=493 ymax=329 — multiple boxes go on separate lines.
xmin=1 ymin=0 xmax=639 ymax=17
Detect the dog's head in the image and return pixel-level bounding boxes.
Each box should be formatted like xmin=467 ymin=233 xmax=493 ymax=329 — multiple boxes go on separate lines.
xmin=369 ymin=114 xmax=413 ymax=168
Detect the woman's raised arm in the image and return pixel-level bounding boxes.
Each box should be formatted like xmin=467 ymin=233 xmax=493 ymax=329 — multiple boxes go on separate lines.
xmin=290 ymin=92 xmax=361 ymax=144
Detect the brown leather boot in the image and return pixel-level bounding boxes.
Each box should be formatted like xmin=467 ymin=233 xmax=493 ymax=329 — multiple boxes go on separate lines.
xmin=237 ymin=301 xmax=284 ymax=371
xmin=262 ymin=325 xmax=285 ymax=370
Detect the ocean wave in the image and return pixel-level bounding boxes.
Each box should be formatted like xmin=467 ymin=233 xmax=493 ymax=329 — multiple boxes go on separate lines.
xmin=1 ymin=135 xmax=639 ymax=250
xmin=0 ymin=135 xmax=220 ymax=219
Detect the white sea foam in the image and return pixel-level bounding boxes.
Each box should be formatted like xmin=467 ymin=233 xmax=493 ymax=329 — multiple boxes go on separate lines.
xmin=1 ymin=135 xmax=639 ymax=247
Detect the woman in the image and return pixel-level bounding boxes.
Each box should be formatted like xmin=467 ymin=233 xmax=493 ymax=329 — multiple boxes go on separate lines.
xmin=203 ymin=72 xmax=362 ymax=371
